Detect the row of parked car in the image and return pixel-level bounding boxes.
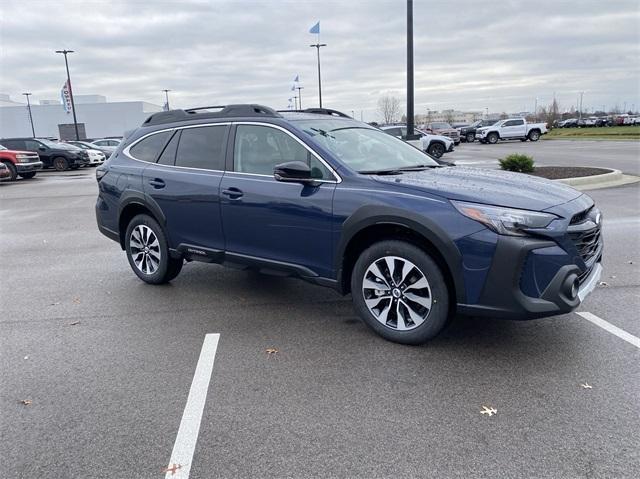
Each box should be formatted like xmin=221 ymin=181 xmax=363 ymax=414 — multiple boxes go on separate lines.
xmin=555 ymin=115 xmax=639 ymax=128
xmin=380 ymin=116 xmax=548 ymax=159
xmin=0 ymin=137 xmax=121 ymax=181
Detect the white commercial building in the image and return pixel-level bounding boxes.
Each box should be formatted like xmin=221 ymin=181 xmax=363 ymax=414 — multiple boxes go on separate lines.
xmin=0 ymin=94 xmax=162 ymax=139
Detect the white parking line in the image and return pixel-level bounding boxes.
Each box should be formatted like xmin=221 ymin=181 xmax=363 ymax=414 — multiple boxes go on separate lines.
xmin=165 ymin=333 xmax=220 ymax=478
xmin=577 ymin=312 xmax=640 ymax=349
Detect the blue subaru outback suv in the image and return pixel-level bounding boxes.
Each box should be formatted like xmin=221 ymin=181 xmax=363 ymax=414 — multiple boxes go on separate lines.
xmin=95 ymin=105 xmax=603 ymax=344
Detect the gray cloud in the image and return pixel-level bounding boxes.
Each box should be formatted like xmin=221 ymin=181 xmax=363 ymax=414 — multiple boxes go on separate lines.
xmin=1 ymin=0 xmax=639 ymax=121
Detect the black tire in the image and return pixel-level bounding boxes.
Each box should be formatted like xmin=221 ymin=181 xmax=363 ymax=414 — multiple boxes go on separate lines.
xmin=427 ymin=142 xmax=445 ymax=158
xmin=351 ymin=240 xmax=450 ymax=345
xmin=528 ymin=130 xmax=540 ymax=141
xmin=53 ymin=157 xmax=69 ymax=171
xmin=19 ymin=172 xmax=36 ymax=179
xmin=466 ymin=132 xmax=475 ymax=143
xmin=124 ymin=214 xmax=183 ymax=284
xmin=1 ymin=161 xmax=17 ymax=181
xmin=487 ymin=132 xmax=499 ymax=144
xmin=520 ymin=138 xmax=528 ymax=142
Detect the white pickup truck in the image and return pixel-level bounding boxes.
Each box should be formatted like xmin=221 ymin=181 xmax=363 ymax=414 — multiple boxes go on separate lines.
xmin=475 ymin=118 xmax=547 ymax=144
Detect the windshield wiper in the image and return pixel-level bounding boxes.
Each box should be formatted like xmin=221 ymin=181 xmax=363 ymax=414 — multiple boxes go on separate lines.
xmin=358 ymin=168 xmax=404 ymax=175
xmin=359 ymin=164 xmax=441 ymax=175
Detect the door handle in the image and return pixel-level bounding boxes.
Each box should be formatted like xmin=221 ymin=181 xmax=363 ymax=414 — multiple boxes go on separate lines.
xmin=149 ymin=178 xmax=165 ymax=189
xmin=222 ymin=187 xmax=243 ymax=199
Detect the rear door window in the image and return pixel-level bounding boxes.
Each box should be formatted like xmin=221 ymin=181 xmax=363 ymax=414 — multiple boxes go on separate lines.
xmin=129 ymin=131 xmax=172 ymax=162
xmin=174 ymin=126 xmax=227 ymax=170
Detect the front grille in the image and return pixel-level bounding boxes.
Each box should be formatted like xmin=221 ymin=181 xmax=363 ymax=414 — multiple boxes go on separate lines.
xmin=569 ymin=226 xmax=601 ymax=263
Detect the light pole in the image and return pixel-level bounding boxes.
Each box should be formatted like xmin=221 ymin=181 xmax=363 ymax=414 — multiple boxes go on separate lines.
xmin=406 ymin=0 xmax=415 ymax=137
xmin=309 ymin=43 xmax=327 ymax=108
xmin=22 ymin=92 xmax=36 ymax=137
xmin=55 ymin=49 xmax=80 ymax=140
xmin=579 ymin=91 xmax=585 ymax=120
xmin=534 ymin=97 xmax=538 ymax=120
xmin=296 ymin=85 xmax=304 ymax=110
xmin=162 ymin=89 xmax=171 ymax=110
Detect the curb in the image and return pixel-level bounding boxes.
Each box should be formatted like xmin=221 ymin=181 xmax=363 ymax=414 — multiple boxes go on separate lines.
xmin=553 ymin=169 xmax=640 ymax=191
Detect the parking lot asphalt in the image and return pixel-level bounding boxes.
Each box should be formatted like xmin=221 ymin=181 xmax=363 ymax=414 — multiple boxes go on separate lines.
xmin=1 ymin=149 xmax=639 ymax=479
xmin=449 ymin=138 xmax=640 ymax=175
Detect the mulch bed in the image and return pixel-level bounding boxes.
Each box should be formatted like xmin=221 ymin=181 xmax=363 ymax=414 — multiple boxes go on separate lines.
xmin=528 ymin=166 xmax=611 ymax=180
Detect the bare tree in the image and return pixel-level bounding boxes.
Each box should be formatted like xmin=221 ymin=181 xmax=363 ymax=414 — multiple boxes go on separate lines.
xmin=443 ymin=110 xmax=455 ymax=124
xmin=378 ymin=95 xmax=402 ymax=124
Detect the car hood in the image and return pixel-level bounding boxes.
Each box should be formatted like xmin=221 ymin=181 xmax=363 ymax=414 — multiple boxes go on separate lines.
xmin=373 ymin=166 xmax=582 ymax=210
xmin=423 ymin=133 xmax=452 ymax=143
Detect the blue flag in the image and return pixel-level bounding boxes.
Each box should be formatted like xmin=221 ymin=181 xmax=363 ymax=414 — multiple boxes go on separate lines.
xmin=309 ymin=21 xmax=320 ymax=34
xmin=294 ymin=75 xmax=299 ymax=82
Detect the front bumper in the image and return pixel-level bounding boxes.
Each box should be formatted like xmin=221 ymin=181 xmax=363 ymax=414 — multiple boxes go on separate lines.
xmin=457 ymin=233 xmax=603 ymax=320
xmin=16 ymin=161 xmax=43 ymax=173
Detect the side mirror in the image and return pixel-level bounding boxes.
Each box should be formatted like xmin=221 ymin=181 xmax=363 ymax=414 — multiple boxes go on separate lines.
xmin=274 ymin=161 xmax=313 ymax=183
xmin=38 ymin=147 xmax=46 ymax=152
xmin=425 ymin=129 xmax=433 ymax=133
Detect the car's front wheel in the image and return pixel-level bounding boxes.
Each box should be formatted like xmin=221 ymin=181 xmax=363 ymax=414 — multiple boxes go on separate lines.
xmin=466 ymin=132 xmax=475 ymax=143
xmin=427 ymin=142 xmax=445 ymax=158
xmin=125 ymin=214 xmax=183 ymax=284
xmin=351 ymin=240 xmax=450 ymax=345
xmin=487 ymin=133 xmax=499 ymax=144
xmin=53 ymin=157 xmax=69 ymax=171
xmin=1 ymin=161 xmax=17 ymax=181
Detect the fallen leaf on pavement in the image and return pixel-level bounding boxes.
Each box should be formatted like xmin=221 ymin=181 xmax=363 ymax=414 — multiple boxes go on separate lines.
xmin=69 ymin=321 xmax=80 ymax=326
xmin=72 ymin=298 xmax=81 ymax=304
xmin=598 ymin=281 xmax=609 ymax=287
xmin=265 ymin=348 xmax=279 ymax=355
xmin=480 ymin=406 xmax=497 ymax=416
xmin=161 ymin=464 xmax=182 ymax=475
xmin=49 ymin=302 xmax=60 ymax=306
xmin=581 ymin=383 xmax=593 ymax=389
xmin=19 ymin=399 xmax=32 ymax=406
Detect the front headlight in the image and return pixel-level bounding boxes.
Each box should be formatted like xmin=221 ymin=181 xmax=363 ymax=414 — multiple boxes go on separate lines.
xmin=452 ymin=200 xmax=558 ymax=236
xmin=15 ymin=154 xmax=33 ymax=163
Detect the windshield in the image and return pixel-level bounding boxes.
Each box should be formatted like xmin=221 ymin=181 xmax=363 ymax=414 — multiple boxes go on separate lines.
xmin=293 ymin=120 xmax=438 ymax=172
xmin=69 ymin=142 xmax=90 ymax=149
xmin=38 ymin=139 xmax=78 ymax=150
xmin=431 ymin=122 xmax=452 ymax=129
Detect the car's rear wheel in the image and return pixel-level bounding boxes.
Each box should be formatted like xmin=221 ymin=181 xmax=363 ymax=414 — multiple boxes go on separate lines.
xmin=53 ymin=157 xmax=69 ymax=171
xmin=1 ymin=161 xmax=17 ymax=181
xmin=466 ymin=132 xmax=475 ymax=143
xmin=125 ymin=214 xmax=183 ymax=284
xmin=487 ymin=133 xmax=499 ymax=144
xmin=427 ymin=142 xmax=445 ymax=158
xmin=528 ymin=130 xmax=541 ymax=141
xmin=351 ymin=240 xmax=450 ymax=345
xmin=19 ymin=172 xmax=36 ymax=179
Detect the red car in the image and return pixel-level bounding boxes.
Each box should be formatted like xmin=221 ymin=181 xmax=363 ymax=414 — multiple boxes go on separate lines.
xmin=0 ymin=144 xmax=42 ymax=181
xmin=424 ymin=122 xmax=461 ymax=145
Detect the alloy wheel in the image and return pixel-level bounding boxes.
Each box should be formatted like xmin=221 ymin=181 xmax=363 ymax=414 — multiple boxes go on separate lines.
xmin=129 ymin=225 xmax=161 ymax=275
xmin=362 ymin=256 xmax=433 ymax=331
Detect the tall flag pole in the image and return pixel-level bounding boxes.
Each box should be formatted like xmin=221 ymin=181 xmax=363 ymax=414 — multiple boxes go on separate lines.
xmin=293 ymin=75 xmax=303 ymax=110
xmin=309 ymin=22 xmax=326 ymax=108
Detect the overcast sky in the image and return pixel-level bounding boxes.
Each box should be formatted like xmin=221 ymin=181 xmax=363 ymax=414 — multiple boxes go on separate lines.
xmin=1 ymin=0 xmax=639 ymax=121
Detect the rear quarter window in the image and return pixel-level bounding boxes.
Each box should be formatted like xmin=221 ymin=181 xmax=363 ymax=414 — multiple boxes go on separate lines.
xmin=128 ymin=131 xmax=172 ymax=162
